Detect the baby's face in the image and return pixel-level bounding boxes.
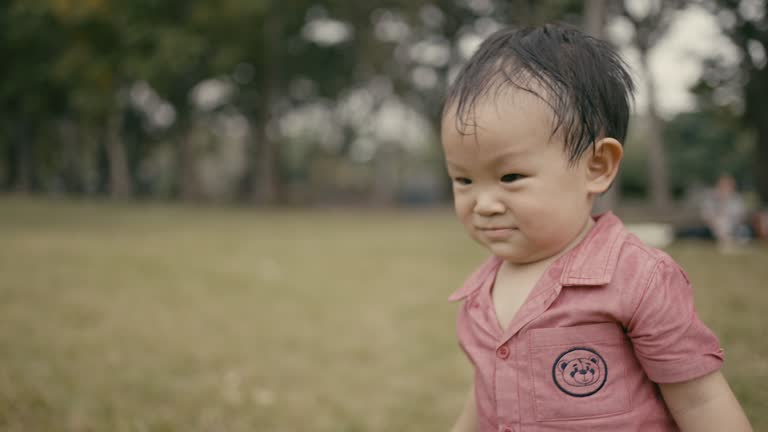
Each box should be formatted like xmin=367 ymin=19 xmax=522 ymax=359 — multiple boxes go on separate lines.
xmin=441 ymin=90 xmax=595 ymax=264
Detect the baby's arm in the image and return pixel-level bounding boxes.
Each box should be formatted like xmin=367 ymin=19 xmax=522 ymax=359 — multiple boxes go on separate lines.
xmin=659 ymin=370 xmax=752 ymax=431
xmin=627 ymin=258 xmax=752 ymax=430
xmin=449 ymin=384 xmax=477 ymax=432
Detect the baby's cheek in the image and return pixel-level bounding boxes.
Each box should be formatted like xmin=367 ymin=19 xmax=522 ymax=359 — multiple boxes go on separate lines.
xmin=455 ymin=197 xmax=476 ymax=221
xmin=517 ymin=208 xmax=555 ymax=234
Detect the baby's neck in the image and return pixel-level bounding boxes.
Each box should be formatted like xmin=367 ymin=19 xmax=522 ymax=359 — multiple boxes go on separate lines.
xmin=505 ymin=215 xmax=595 ymax=273
xmin=493 ymin=216 xmax=596 ymax=330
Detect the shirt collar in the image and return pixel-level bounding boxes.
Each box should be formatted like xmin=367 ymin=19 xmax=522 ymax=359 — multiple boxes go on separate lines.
xmin=448 ymin=212 xmax=627 ymax=302
xmin=558 ymin=211 xmax=627 ymax=286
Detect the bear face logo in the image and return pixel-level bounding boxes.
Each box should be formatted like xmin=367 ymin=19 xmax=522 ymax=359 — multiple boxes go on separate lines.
xmin=551 ymin=347 xmax=607 ymax=397
xmin=560 ymin=357 xmax=602 ymax=387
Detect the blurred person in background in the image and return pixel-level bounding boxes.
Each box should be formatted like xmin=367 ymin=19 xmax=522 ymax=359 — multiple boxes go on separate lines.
xmin=701 ymin=173 xmax=749 ymax=251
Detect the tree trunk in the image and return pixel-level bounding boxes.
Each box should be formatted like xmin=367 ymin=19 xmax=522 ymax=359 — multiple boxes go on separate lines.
xmin=583 ymin=0 xmax=608 ymax=38
xmin=249 ymin=17 xmax=282 ymax=205
xmin=371 ymin=142 xmax=400 ymax=206
xmin=3 ymin=129 xmax=16 ymax=191
xmin=755 ymin=121 xmax=768 ymax=204
xmin=251 ymin=122 xmax=278 ymax=204
xmin=105 ymin=109 xmax=133 ymax=199
xmin=746 ymin=64 xmax=768 ymax=204
xmin=177 ymin=127 xmax=202 ymax=201
xmin=583 ymin=0 xmax=619 ymax=214
xmin=57 ymin=119 xmax=85 ymax=194
xmin=12 ymin=122 xmax=33 ymax=193
xmin=640 ymin=51 xmax=671 ymax=210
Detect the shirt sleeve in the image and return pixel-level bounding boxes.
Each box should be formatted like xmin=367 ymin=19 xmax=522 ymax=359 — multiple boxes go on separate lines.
xmin=626 ymin=257 xmax=724 ymax=384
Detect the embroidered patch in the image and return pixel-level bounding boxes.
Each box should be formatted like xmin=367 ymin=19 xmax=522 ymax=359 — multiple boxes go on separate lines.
xmin=551 ymin=347 xmax=607 ymax=397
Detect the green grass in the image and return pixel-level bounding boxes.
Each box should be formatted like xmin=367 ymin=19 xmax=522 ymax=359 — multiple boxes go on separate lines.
xmin=0 ymin=198 xmax=765 ymax=431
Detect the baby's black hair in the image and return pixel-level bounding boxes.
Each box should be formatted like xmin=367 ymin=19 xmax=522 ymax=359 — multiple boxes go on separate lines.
xmin=443 ymin=24 xmax=635 ymax=163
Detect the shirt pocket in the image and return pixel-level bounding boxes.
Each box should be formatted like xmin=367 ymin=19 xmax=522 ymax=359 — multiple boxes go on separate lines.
xmin=528 ymin=322 xmax=632 ymax=422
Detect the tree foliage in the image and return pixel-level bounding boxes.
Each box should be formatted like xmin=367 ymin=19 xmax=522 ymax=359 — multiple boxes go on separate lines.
xmin=695 ymin=0 xmax=768 ymax=203
xmin=2 ymin=0 xmax=756 ymax=207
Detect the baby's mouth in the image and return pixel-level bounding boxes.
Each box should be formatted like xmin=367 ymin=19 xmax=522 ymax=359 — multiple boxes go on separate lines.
xmin=476 ymin=226 xmax=517 ymax=239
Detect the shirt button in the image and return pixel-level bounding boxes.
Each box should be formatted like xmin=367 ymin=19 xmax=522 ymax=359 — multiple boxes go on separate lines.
xmin=496 ymin=345 xmax=510 ymax=360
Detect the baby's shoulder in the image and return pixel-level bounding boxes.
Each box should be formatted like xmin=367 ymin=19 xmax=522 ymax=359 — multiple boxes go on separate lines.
xmin=612 ymin=232 xmax=691 ymax=296
xmin=617 ymin=231 xmax=682 ymax=271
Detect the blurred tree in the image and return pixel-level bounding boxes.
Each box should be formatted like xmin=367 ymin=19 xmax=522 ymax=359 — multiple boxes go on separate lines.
xmin=245 ymin=1 xmax=321 ymax=204
xmin=191 ymin=0 xmax=360 ymax=204
xmin=132 ymin=0 xmax=239 ymax=201
xmin=665 ymin=108 xmax=752 ymax=196
xmin=48 ymin=0 xmax=145 ymax=199
xmin=1 ymin=0 xmax=604 ymax=205
xmin=696 ymin=0 xmax=768 ymax=204
xmin=387 ymin=0 xmax=582 ymax=202
xmin=0 ymin=2 xmax=68 ymax=193
xmin=584 ymin=0 xmax=609 ymax=38
xmin=617 ymin=0 xmax=687 ymax=210
xmin=583 ymin=0 xmax=618 ymax=213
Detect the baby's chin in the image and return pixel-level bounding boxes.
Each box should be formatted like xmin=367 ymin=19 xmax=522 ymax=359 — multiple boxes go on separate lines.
xmin=498 ymin=252 xmax=560 ymax=266
xmin=477 ymin=240 xmax=563 ymax=266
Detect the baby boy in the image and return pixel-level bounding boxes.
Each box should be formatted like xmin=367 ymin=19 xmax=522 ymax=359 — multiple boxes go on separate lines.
xmin=441 ymin=24 xmax=752 ymax=432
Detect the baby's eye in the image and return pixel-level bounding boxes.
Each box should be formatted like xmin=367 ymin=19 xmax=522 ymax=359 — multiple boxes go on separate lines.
xmin=454 ymin=177 xmax=472 ymax=185
xmin=500 ymin=173 xmax=524 ymax=183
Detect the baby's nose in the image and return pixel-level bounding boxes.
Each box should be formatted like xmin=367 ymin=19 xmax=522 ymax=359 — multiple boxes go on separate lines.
xmin=473 ymin=190 xmax=506 ymax=216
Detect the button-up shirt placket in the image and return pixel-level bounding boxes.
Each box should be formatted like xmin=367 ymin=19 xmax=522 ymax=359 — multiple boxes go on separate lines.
xmin=492 ymin=277 xmax=564 ymax=431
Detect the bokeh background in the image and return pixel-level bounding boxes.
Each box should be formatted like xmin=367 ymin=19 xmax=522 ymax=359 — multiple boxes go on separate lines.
xmin=1 ymin=0 xmax=766 ymax=431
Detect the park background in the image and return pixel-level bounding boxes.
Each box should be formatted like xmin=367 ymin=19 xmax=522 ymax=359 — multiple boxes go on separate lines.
xmin=1 ymin=0 xmax=766 ymax=431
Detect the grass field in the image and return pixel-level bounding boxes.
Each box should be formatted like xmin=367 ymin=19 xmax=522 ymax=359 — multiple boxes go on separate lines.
xmin=0 ymin=198 xmax=765 ymax=431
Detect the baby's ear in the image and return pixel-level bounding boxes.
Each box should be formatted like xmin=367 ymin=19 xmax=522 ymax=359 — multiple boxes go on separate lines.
xmin=585 ymin=138 xmax=623 ymax=195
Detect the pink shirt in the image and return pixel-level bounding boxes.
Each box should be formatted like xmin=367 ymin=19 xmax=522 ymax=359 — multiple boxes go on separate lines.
xmin=449 ymin=212 xmax=724 ymax=432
